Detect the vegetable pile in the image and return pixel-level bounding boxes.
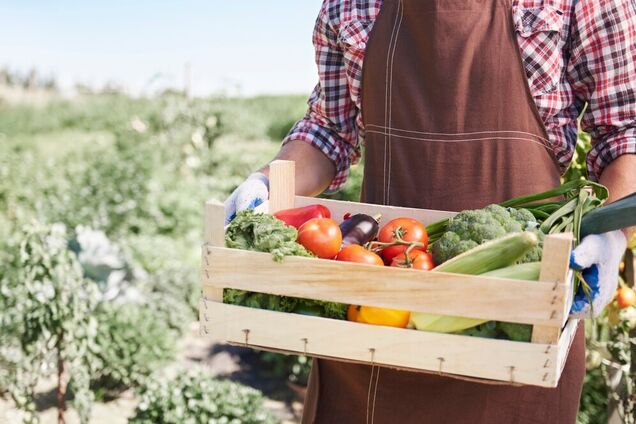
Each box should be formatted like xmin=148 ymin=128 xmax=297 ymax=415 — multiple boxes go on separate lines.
xmin=224 ymin=209 xmax=347 ymax=319
xmin=223 ymin=180 xmax=636 ymax=341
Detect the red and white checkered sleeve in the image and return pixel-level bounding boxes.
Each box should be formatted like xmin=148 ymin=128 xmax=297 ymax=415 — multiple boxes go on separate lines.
xmin=567 ymin=0 xmax=636 ymax=181
xmin=282 ymin=2 xmax=361 ymax=193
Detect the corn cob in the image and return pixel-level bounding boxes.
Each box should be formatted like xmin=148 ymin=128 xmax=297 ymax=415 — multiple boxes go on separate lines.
xmin=409 ymin=233 xmax=539 ymax=333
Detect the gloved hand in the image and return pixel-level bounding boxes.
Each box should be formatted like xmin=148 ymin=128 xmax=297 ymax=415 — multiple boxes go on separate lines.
xmin=570 ymin=230 xmax=627 ymax=318
xmin=224 ymin=172 xmax=269 ymax=225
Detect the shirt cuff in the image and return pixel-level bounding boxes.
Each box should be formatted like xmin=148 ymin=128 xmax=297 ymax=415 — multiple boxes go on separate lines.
xmin=587 ymin=127 xmax=636 ymax=181
xmin=282 ymin=118 xmax=355 ymax=193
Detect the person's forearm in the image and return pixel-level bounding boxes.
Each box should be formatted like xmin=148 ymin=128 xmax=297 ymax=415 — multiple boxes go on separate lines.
xmin=599 ymin=154 xmax=636 ymax=239
xmin=259 ymin=142 xmax=337 ymax=197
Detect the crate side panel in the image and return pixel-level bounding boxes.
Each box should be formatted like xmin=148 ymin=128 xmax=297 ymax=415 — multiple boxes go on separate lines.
xmin=556 ymin=319 xmax=579 ymax=381
xmin=203 ymin=247 xmax=567 ymax=326
xmin=201 ymin=301 xmax=559 ymax=388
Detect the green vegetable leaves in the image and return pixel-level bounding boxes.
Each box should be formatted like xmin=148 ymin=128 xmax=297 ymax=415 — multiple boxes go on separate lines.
xmin=225 ymin=209 xmax=312 ymax=261
xmin=224 ymin=210 xmax=347 ymax=320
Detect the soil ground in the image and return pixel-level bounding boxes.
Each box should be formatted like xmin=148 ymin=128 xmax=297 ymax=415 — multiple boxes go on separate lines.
xmin=0 ymin=323 xmax=303 ymax=424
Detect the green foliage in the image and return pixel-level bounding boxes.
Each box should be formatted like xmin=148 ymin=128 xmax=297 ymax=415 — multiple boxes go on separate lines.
xmin=267 ymin=117 xmax=297 ymax=142
xmin=257 ymin=353 xmax=311 ymax=386
xmin=577 ymin=368 xmax=608 ymax=424
xmin=224 ymin=209 xmax=347 ymax=320
xmin=0 ymin=93 xmax=304 ymax=421
xmin=143 ymin=267 xmax=201 ymax=332
xmin=225 ymin=209 xmax=313 ymax=261
xmin=564 ymin=132 xmax=592 ymax=183
xmin=129 ymin=370 xmax=279 ymax=424
xmin=90 ymin=303 xmax=177 ymax=393
xmin=579 ymin=306 xmax=636 ymax=423
xmin=322 ymin=163 xmax=364 ymax=202
xmin=1 ymin=91 xmax=622 ymax=423
xmin=0 ymin=94 xmax=155 ymax=137
xmin=0 ymin=222 xmax=100 ymax=423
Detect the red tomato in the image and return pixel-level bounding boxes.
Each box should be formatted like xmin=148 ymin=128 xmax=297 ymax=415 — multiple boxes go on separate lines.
xmin=616 ymin=287 xmax=636 ymax=309
xmin=378 ymin=218 xmax=428 ymax=263
xmin=391 ymin=250 xmax=435 ymax=270
xmin=336 ymin=245 xmax=384 ymax=266
xmin=298 ymin=218 xmax=342 ymax=259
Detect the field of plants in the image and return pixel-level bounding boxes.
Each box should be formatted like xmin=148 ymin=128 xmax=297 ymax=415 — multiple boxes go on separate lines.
xmin=0 ymin=92 xmax=634 ymax=423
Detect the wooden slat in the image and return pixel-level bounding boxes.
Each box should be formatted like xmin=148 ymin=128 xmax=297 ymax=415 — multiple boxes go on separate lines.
xmin=296 ymin=195 xmax=455 ymax=225
xmin=202 ymin=200 xmax=225 ymax=304
xmin=556 ymin=318 xmax=579 ymax=384
xmin=203 ymin=246 xmax=568 ymax=326
xmin=531 ymin=233 xmax=573 ymax=344
xmin=201 ymin=301 xmax=560 ymax=388
xmin=269 ymin=160 xmax=295 ymax=214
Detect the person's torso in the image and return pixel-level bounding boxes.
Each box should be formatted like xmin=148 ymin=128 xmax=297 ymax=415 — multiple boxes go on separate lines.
xmin=329 ymin=0 xmax=581 ymax=172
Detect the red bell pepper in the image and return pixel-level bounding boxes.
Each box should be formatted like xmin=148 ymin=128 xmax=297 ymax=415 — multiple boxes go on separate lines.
xmin=273 ymin=204 xmax=331 ymax=229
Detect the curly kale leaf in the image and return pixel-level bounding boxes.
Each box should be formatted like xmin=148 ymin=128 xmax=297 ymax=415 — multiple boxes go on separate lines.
xmin=223 ymin=289 xmax=298 ymax=313
xmin=225 ymin=209 xmax=312 ymax=261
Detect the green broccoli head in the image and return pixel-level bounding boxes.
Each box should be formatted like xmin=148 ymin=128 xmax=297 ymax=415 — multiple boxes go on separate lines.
xmin=484 ymin=204 xmax=524 ymax=233
xmin=520 ymin=230 xmax=544 ymax=263
xmin=509 ymin=207 xmax=538 ymax=230
xmin=446 ymin=209 xmax=507 ymax=244
xmin=432 ymin=231 xmax=478 ymax=265
xmin=432 ymin=205 xmax=541 ymax=265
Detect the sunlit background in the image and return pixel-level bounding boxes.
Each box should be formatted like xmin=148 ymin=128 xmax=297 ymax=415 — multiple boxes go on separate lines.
xmin=0 ymin=0 xmax=321 ymax=96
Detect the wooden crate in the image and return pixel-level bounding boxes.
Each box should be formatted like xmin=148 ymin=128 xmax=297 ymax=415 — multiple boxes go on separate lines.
xmin=200 ymin=160 xmax=579 ymax=388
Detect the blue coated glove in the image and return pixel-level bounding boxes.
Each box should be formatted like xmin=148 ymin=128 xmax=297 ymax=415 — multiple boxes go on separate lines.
xmin=224 ymin=172 xmax=269 ymax=225
xmin=570 ymin=230 xmax=627 ymax=318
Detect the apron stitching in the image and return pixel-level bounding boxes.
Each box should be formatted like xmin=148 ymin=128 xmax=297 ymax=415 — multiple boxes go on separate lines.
xmin=383 ymin=1 xmax=402 ymax=205
xmin=366 ymin=365 xmax=376 ymax=424
xmin=386 ymin=0 xmax=404 ymax=205
xmin=366 ymin=124 xmax=551 ymax=143
xmin=366 ymin=130 xmax=554 ymax=150
xmin=370 ymin=367 xmax=381 ymax=424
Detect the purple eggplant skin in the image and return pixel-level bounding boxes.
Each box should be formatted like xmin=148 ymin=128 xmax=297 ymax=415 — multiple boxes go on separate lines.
xmin=340 ymin=214 xmax=380 ymax=247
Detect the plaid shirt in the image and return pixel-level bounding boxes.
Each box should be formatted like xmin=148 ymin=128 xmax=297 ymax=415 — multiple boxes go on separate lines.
xmin=283 ymin=0 xmax=636 ymax=193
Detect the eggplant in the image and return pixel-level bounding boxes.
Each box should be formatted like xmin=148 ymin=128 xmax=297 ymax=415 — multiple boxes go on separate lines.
xmin=340 ymin=213 xmax=381 ymax=246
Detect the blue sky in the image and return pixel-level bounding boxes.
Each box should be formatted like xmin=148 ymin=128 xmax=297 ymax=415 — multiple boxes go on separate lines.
xmin=0 ymin=1 xmax=323 ymax=96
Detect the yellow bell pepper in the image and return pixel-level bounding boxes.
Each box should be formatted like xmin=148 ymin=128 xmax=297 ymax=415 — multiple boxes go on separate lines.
xmin=347 ymin=305 xmax=410 ymax=328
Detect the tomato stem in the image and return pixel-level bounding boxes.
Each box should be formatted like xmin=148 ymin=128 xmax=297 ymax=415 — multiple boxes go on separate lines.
xmin=368 ymin=233 xmax=426 ymax=253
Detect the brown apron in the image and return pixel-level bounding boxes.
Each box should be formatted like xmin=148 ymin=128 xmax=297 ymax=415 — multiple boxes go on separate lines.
xmin=302 ymin=0 xmax=585 ymax=423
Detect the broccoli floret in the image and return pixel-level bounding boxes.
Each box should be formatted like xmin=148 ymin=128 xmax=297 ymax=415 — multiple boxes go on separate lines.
xmin=446 ymin=209 xmax=507 ymax=244
xmin=520 ymin=229 xmax=544 ymax=263
xmin=432 ymin=232 xmax=459 ymax=264
xmin=510 ymin=207 xmax=538 ymax=230
xmin=432 ymin=232 xmax=478 ymax=264
xmin=431 ymin=205 xmax=540 ymax=265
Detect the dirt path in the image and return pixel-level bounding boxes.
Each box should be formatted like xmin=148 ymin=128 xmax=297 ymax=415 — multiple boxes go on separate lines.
xmin=1 ymin=323 xmax=302 ymax=424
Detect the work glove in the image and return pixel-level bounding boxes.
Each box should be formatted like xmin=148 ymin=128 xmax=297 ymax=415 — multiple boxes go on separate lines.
xmin=570 ymin=230 xmax=627 ymax=318
xmin=224 ymin=172 xmax=269 ymax=225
